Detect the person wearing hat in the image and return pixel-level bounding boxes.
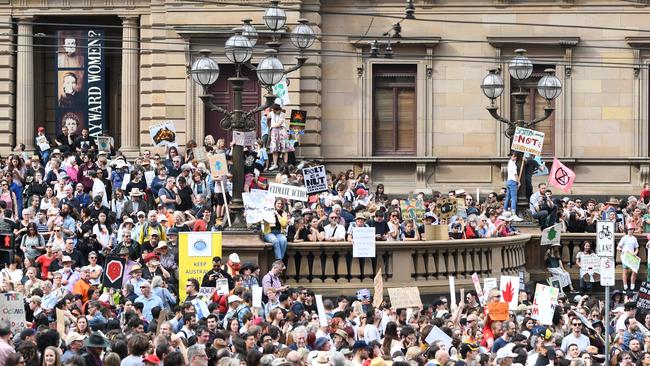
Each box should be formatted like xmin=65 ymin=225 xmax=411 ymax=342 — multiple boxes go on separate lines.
xmin=123 ymin=187 xmax=149 ymax=219
xmin=34 ymin=126 xmax=51 ymax=162
xmin=82 ymin=331 xmax=110 ymax=366
xmin=268 ymin=103 xmax=288 ymax=171
xmin=346 ymin=213 xmax=369 ymax=241
xmin=142 ymin=252 xmax=171 ymax=281
xmin=110 ymin=159 xmax=129 ymax=194
xmin=618 ymin=224 xmax=639 ymax=292
xmin=331 ymin=328 xmax=350 ymax=351
xmin=57 ymin=254 xmax=80 ymax=292
xmin=128 ymin=265 xmax=147 ymax=296
xmin=240 ymin=262 xmax=260 ymax=289
xmin=62 ymin=332 xmax=86 ymax=362
xmin=222 ymin=294 xmax=249 ymax=329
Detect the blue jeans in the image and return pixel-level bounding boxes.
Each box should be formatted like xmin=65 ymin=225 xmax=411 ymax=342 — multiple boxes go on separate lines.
xmin=40 ymin=150 xmax=50 ymax=164
xmin=505 ymin=180 xmax=518 ymax=212
xmin=264 ymin=232 xmax=288 ymax=260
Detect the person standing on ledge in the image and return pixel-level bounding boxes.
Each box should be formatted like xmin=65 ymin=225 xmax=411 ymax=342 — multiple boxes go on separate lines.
xmin=504 ymin=151 xmax=521 ymax=221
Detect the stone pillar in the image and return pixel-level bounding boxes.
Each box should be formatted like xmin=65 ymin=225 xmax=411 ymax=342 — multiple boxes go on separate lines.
xmin=16 ymin=17 xmax=34 ymax=151
xmin=120 ymin=16 xmax=140 ymax=156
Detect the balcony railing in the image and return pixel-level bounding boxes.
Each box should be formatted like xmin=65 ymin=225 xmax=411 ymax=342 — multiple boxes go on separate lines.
xmin=223 ymin=234 xmax=531 ymax=296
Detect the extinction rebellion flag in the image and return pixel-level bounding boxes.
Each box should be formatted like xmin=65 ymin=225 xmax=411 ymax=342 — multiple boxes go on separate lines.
xmin=548 ymin=158 xmax=576 ymax=193
xmin=102 ymin=256 xmax=126 ymax=289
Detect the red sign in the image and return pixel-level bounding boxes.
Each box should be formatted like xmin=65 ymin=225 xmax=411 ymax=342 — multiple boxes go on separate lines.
xmin=102 ymin=256 xmax=125 ymax=289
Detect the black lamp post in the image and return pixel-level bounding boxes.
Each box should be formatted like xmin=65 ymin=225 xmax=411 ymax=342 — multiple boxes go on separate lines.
xmin=190 ymin=1 xmax=316 ymax=230
xmin=480 ymin=49 xmax=562 ymax=210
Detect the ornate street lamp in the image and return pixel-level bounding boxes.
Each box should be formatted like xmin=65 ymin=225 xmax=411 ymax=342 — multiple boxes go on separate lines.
xmin=191 ymin=1 xmax=316 ymax=230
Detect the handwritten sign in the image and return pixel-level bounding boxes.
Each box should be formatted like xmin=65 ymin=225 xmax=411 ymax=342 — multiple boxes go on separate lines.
xmin=472 ymin=273 xmax=485 ymax=306
xmin=373 ymin=269 xmax=384 ymax=308
xmin=352 ymin=227 xmax=376 ymax=258
xmin=0 ymin=292 xmax=26 ymax=334
xmin=302 ymin=165 xmax=328 ymax=194
xmin=511 ymin=127 xmax=545 ymax=156
xmin=149 ymin=121 xmax=177 ymax=147
xmin=198 ymin=287 xmax=216 ymax=298
xmin=638 ymin=282 xmax=650 ymax=312
xmin=268 ymin=183 xmax=307 ymax=202
xmin=193 ymin=147 xmax=208 ymax=162
xmin=388 ymin=287 xmax=422 ymax=309
xmin=216 ymin=278 xmax=229 ymax=296
xmin=209 ymin=153 xmax=228 ymax=178
xmin=243 ymin=190 xmax=276 ymax=224
xmin=622 ymin=251 xmax=641 ymax=273
xmin=425 ymin=326 xmax=452 ymax=349
xmin=580 ymin=254 xmax=601 ymax=278
xmin=233 ymin=131 xmax=256 ymax=147
xmin=487 ymin=302 xmax=509 ymax=321
xmin=531 ymin=284 xmax=559 ymax=325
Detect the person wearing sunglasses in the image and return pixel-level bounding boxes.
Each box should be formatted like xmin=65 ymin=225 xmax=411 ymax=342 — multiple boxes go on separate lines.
xmin=323 ymin=212 xmax=346 ymax=242
xmin=561 ymin=319 xmax=591 ymax=353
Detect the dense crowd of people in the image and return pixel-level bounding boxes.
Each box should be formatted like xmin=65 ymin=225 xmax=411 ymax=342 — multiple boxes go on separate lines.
xmin=0 ymin=125 xmax=649 ymax=366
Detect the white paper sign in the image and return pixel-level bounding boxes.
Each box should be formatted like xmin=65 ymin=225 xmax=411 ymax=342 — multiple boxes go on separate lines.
xmin=511 ymin=127 xmax=545 ymax=156
xmin=252 ymin=286 xmax=263 ymax=308
xmin=425 ymin=325 xmax=453 ymax=349
xmin=315 ymin=294 xmax=328 ymax=327
xmin=302 ymin=165 xmax=328 ymax=194
xmin=0 ymin=292 xmax=26 ymax=334
xmin=483 ymin=278 xmax=498 ymax=303
xmin=596 ymin=221 xmax=615 ymax=257
xmin=121 ymin=173 xmax=131 ymax=191
xmin=531 ymin=284 xmax=559 ymax=325
xmin=580 ymin=254 xmax=601 ymax=277
xmin=243 ymin=191 xmax=276 ymax=224
xmin=149 ymin=121 xmax=177 ymax=147
xmin=352 ymin=227 xmax=376 ymax=258
xmin=449 ymin=276 xmax=456 ymax=308
xmin=499 ymin=275 xmax=520 ymax=310
xmin=600 ymin=257 xmax=615 ymax=286
xmin=144 ymin=171 xmax=155 ymax=187
xmin=216 ymin=278 xmax=229 ymax=296
xmin=268 ymin=183 xmax=308 ymax=202
xmin=36 ymin=135 xmax=50 ymax=151
xmin=233 ymin=131 xmax=257 ymax=147
xmin=540 ymin=224 xmax=561 ymax=246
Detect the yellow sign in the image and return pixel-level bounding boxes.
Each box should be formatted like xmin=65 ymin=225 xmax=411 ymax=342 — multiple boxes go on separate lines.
xmin=178 ymin=231 xmax=222 ymax=302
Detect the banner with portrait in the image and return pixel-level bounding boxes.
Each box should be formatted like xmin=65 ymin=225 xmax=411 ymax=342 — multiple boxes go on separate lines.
xmin=56 ymin=29 xmax=106 ymax=139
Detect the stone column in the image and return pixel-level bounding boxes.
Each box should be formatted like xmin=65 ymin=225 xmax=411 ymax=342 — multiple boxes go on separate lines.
xmin=120 ymin=16 xmax=140 ymax=156
xmin=16 ymin=17 xmax=34 ymax=151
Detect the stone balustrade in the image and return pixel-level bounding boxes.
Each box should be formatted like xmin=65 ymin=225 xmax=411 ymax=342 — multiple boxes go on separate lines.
xmin=222 ymin=233 xmax=531 ymax=296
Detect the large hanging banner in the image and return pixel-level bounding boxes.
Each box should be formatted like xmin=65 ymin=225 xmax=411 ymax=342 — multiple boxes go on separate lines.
xmin=56 ymin=30 xmax=106 ymax=138
xmin=178 ymin=232 xmax=222 ymax=302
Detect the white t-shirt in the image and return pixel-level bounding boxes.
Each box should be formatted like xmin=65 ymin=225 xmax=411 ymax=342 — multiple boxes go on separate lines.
xmin=507 ymin=159 xmax=518 ymax=182
xmin=92 ymin=179 xmax=108 ymax=208
xmin=619 ymin=235 xmax=639 ymax=253
xmin=560 ymin=332 xmax=590 ymax=352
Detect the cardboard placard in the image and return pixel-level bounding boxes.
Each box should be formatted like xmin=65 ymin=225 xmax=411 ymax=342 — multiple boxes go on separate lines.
xmin=352 ymin=227 xmax=376 ymax=258
xmin=436 ymin=198 xmax=457 ymax=220
xmin=511 ymin=127 xmax=544 ymax=156
xmin=372 ymin=269 xmax=384 ymax=308
xmin=540 ymin=224 xmax=561 ymax=246
xmin=268 ymin=183 xmax=308 ymax=202
xmin=424 ymin=225 xmax=449 ymax=241
xmin=622 ymin=251 xmax=640 ymax=273
xmin=209 ymin=153 xmax=228 ymax=178
xmin=487 ymin=302 xmax=509 ymax=321
xmin=387 ymin=287 xmax=423 ymax=309
xmin=0 ymin=292 xmax=26 ymax=334
xmin=232 ymin=131 xmax=256 ymax=147
xmin=302 ymin=165 xmax=328 ymax=194
xmin=149 ymin=121 xmax=177 ymax=147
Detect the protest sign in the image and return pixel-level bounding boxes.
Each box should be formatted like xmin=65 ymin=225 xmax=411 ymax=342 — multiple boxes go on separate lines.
xmin=511 ymin=127 xmax=545 ymax=156
xmin=144 ymin=171 xmax=155 ymax=187
xmin=449 ymin=276 xmax=457 ymax=308
xmin=56 ymin=308 xmax=66 ymax=338
xmin=424 ymin=225 xmax=449 ymax=240
xmin=483 ymin=278 xmax=498 ymax=303
xmin=574 ymin=312 xmax=596 ymax=331
xmin=401 ymin=198 xmax=426 ymax=223
xmin=252 ymin=286 xmax=263 ymax=308
xmin=243 ymin=190 xmax=276 ymax=224
xmin=191 ymin=298 xmax=210 ymax=320
xmin=531 ymin=283 xmax=559 ymax=325
xmin=272 ymin=77 xmax=290 ymax=106
xmin=548 ymin=158 xmax=576 ymax=193
xmin=198 ymin=287 xmax=215 ymax=298
xmin=472 ymin=273 xmax=485 ymax=306
xmin=600 ymin=257 xmax=615 ymax=286
xmin=596 ymin=221 xmax=615 ymax=257
xmin=373 ymin=269 xmax=384 ymax=308
xmin=487 ymin=302 xmax=509 ymax=321
xmin=268 ymin=183 xmax=308 ymax=202
xmin=302 ymin=165 xmax=328 ymax=194
xmin=216 ymin=278 xmax=229 ymax=296
xmin=425 ymin=326 xmax=453 ymax=349
xmin=178 ymin=232 xmax=222 ymax=301
xmin=96 ymin=136 xmax=111 ymax=154
xmin=289 ymin=110 xmax=307 ymax=135
xmin=315 ymin=295 xmax=328 ymax=327
xmin=36 ymin=135 xmax=50 ymax=151
xmin=233 ymin=131 xmax=256 ymax=147
xmin=149 ymin=121 xmax=177 ymax=147
xmin=102 ymin=256 xmax=125 ymax=289
xmin=638 ymin=282 xmax=650 ymax=313
xmin=540 ymin=224 xmax=561 ymax=246
xmin=121 ymin=173 xmax=130 ymax=191
xmin=0 ymin=292 xmax=26 ymax=334
xmin=436 ymin=198 xmax=457 ymax=220
xmin=388 ymin=287 xmax=423 ymax=309
xmin=193 ymin=146 xmax=208 ymax=162
xmin=500 ymin=275 xmax=520 ymax=310
xmin=622 ymin=251 xmax=641 ymax=273
xmin=532 ymin=155 xmax=549 ymax=176
xmin=352 ymin=227 xmax=376 ymax=257
xmin=208 ymin=153 xmax=228 ymax=178
xmin=580 ymin=254 xmax=601 ymax=280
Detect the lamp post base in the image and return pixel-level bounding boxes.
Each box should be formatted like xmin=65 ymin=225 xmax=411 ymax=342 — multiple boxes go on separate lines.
xmin=223 ymin=202 xmax=250 ymax=233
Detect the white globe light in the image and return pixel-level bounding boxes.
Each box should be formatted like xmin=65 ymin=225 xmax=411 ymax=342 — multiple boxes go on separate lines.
xmin=242 ymin=18 xmax=258 ymax=47
xmin=257 ymin=54 xmax=285 ymax=86
xmin=481 ymin=70 xmax=504 ymax=99
xmin=537 ymin=69 xmax=562 ymax=100
xmin=290 ymin=19 xmax=315 ymax=50
xmin=509 ymin=49 xmax=533 ymax=81
xmin=190 ymin=50 xmax=219 ymax=88
xmin=224 ymin=31 xmax=253 ymax=64
xmin=263 ymin=0 xmax=286 ymax=32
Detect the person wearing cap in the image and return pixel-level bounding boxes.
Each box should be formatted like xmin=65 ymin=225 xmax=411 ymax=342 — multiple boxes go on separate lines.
xmin=455 ymin=343 xmax=479 ymax=366
xmin=618 ymin=223 xmax=639 ymax=292
xmin=62 ymin=332 xmax=86 ymax=362
xmin=222 ymin=294 xmax=250 ymax=329
xmin=354 ymin=188 xmax=370 ymax=211
xmin=35 ymin=126 xmax=51 ymax=162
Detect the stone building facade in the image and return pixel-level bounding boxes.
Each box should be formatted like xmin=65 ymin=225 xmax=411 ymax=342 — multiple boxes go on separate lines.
xmin=3 ymin=0 xmax=650 ymax=195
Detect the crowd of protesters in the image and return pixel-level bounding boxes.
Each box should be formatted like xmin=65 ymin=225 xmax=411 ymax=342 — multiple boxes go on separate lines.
xmin=0 ymin=124 xmax=649 ymax=366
